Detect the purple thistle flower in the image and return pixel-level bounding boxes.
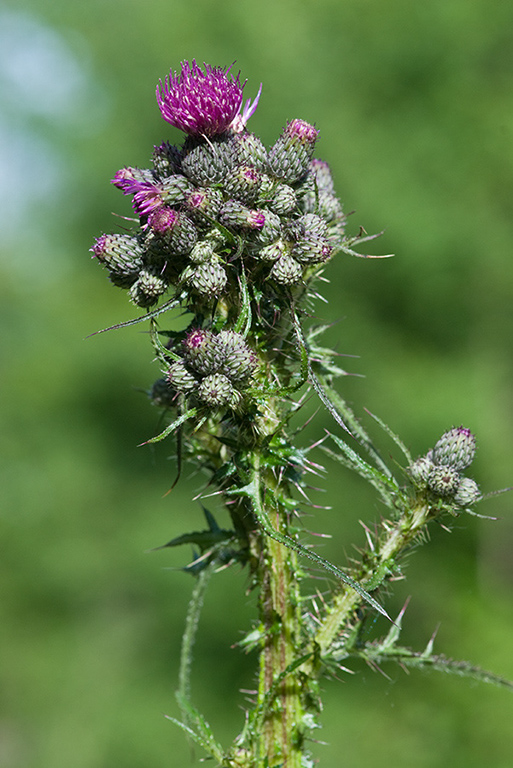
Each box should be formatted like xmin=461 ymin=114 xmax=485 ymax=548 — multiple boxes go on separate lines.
xmin=132 ymin=183 xmax=166 ymax=217
xmin=156 ymin=60 xmax=255 ymax=137
xmin=111 ymin=166 xmax=154 ymax=190
xmin=111 ymin=169 xmax=165 ymax=217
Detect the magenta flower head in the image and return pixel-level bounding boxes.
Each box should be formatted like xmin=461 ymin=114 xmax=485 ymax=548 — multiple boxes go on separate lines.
xmin=157 ymin=60 xmax=249 ymax=137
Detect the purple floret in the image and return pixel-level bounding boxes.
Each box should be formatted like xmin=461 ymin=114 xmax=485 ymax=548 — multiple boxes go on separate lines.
xmin=156 ymin=60 xmax=246 ymax=137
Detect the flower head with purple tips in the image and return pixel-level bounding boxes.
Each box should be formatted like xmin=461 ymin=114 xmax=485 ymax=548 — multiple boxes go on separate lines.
xmin=157 ymin=60 xmax=259 ymax=137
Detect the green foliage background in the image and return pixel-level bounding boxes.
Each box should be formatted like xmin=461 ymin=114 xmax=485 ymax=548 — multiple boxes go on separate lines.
xmin=1 ymin=1 xmax=512 ymax=766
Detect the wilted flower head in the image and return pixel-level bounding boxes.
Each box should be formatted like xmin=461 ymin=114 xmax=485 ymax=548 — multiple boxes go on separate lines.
xmin=157 ymin=60 xmax=251 ymax=137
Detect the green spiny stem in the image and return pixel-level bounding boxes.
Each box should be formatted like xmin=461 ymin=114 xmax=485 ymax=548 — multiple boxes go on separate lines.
xmin=240 ymin=456 xmax=390 ymax=620
xmin=255 ymin=521 xmax=304 ymax=767
xmin=312 ymin=500 xmax=432 ymax=661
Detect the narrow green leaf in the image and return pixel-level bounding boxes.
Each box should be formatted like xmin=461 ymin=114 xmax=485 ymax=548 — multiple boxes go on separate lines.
xmin=139 ymin=408 xmax=197 ymax=445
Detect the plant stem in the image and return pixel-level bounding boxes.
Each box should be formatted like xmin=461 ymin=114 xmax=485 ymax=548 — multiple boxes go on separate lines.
xmin=313 ymin=501 xmax=431 ymax=658
xmin=254 ymin=464 xmax=304 ymax=768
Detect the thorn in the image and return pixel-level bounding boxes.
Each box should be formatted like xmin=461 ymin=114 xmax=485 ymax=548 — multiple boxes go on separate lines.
xmin=422 ymin=623 xmax=440 ymax=657
xmin=359 ymin=520 xmax=376 ymax=552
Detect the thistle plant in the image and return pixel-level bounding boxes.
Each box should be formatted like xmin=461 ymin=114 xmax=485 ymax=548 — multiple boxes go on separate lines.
xmin=90 ymin=60 xmax=511 ymax=767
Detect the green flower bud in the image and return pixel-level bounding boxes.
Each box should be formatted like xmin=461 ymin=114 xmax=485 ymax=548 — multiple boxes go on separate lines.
xmin=224 ymin=164 xmax=262 ymax=204
xmin=289 ymin=213 xmax=329 ymax=240
xmin=129 ymin=269 xmax=168 ymax=307
xmin=257 ymin=239 xmax=289 ymax=262
xmin=231 ymin=131 xmax=268 ymax=171
xmin=408 ymin=456 xmax=433 ymax=487
xmin=453 ymin=477 xmax=481 ymax=507
xmin=270 ymin=253 xmax=303 ymax=285
xmin=317 ymin=192 xmax=345 ymax=224
xmin=147 ymin=208 xmax=198 ymax=255
xmin=182 ymin=329 xmax=218 ymax=375
xmin=268 ymin=119 xmax=319 ymax=183
xmin=292 ymin=235 xmax=332 ymax=265
xmin=427 ymin=465 xmax=461 ymax=497
xmin=216 ymin=331 xmax=257 ymax=383
xmin=160 ymin=174 xmax=192 ymax=204
xmin=185 ymin=187 xmax=224 ymax=226
xmin=152 ymin=141 xmax=182 ymax=177
xmin=219 ymin=200 xmax=265 ymax=230
xmin=197 ymin=373 xmax=236 ymax=407
xmin=166 ymin=361 xmax=199 ymax=394
xmin=188 ymin=240 xmax=217 ymax=264
xmin=181 ymin=260 xmax=228 ymax=298
xmin=251 ymin=210 xmax=282 ymax=246
xmin=268 ymin=183 xmax=297 ymax=215
xmin=308 ymin=159 xmax=336 ymax=194
xmin=91 ymin=233 xmax=144 ymax=287
xmin=181 ymin=136 xmax=233 ymax=186
xmin=432 ymin=427 xmax=476 ymax=470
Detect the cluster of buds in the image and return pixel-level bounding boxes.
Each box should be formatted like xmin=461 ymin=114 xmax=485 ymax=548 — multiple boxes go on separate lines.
xmin=408 ymin=427 xmax=481 ymax=507
xmin=91 ymin=60 xmax=346 ymax=308
xmin=163 ymin=329 xmax=257 ymax=409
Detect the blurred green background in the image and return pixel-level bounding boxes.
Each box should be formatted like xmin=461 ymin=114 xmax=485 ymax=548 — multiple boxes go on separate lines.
xmin=1 ymin=0 xmax=513 ymax=766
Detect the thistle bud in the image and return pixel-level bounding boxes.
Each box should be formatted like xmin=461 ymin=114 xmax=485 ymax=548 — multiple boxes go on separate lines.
xmin=319 ymin=193 xmax=345 ymax=224
xmin=182 ymin=329 xmax=218 ymax=375
xmin=181 ymin=260 xmax=228 ymax=298
xmin=185 ymin=187 xmax=224 ymax=224
xmin=427 ymin=465 xmax=461 ymax=497
xmin=268 ymin=119 xmax=319 ymax=183
xmin=197 ymin=373 xmax=236 ymax=407
xmin=270 ymin=253 xmax=303 ymax=285
xmin=152 ymin=142 xmax=182 ymax=177
xmin=188 ymin=240 xmax=216 ymax=264
xmin=292 ymin=236 xmax=332 ymax=265
xmin=268 ymin=183 xmax=297 ymax=215
xmin=231 ymin=131 xmax=268 ymax=171
xmin=453 ymin=477 xmax=481 ymax=507
xmin=219 ymin=200 xmax=265 ymax=230
xmin=308 ymin=158 xmax=336 ymax=194
xmin=224 ymin=165 xmax=262 ymax=204
xmin=181 ymin=138 xmax=234 ymax=185
xmin=288 ymin=213 xmax=328 ymax=240
xmin=91 ymin=234 xmax=144 ymax=287
xmin=129 ymin=269 xmax=169 ymax=307
xmin=432 ymin=427 xmax=476 ymax=470
xmin=250 ymin=210 xmax=282 ymax=246
xmin=160 ymin=174 xmax=191 ymax=205
xmin=300 ymin=159 xmax=345 ymax=224
xmin=166 ymin=361 xmax=199 ymax=394
xmin=257 ymin=240 xmax=289 ymax=262
xmin=408 ymin=455 xmax=433 ymax=487
xmin=147 ymin=208 xmax=198 ymax=255
xmin=216 ymin=331 xmax=257 ymax=383
xmin=111 ymin=166 xmax=155 ymax=190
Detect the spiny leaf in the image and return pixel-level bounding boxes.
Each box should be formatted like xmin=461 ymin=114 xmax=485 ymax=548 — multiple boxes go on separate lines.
xmin=152 ymin=528 xmax=235 ymax=551
xmin=364 ymin=408 xmax=412 ymax=463
xmin=87 ymin=294 xmax=183 ymax=336
xmin=139 ymin=407 xmax=197 ymax=445
xmin=326 ymin=433 xmax=401 ymax=510
xmin=166 ymin=695 xmax=225 ymax=762
xmin=358 ymin=644 xmax=513 ymax=691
